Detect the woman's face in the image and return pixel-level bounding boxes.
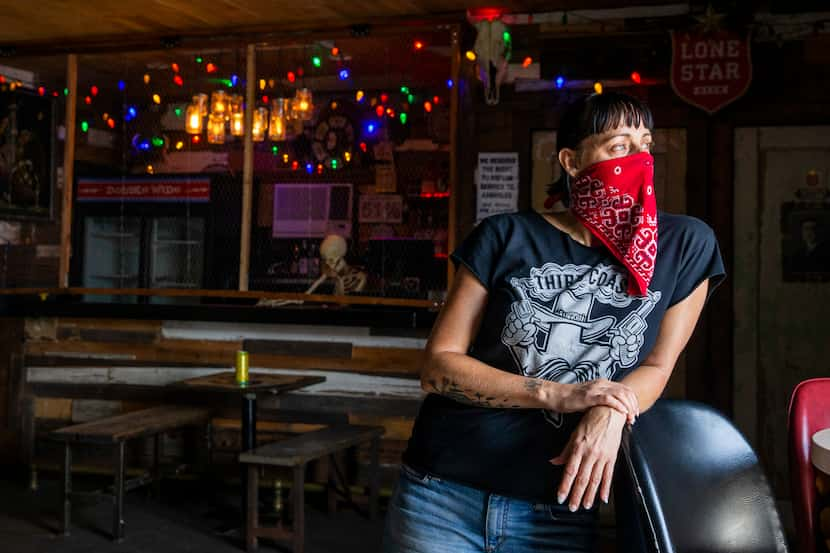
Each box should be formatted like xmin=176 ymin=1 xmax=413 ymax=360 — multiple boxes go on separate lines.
xmin=559 ymin=121 xmax=653 ymax=177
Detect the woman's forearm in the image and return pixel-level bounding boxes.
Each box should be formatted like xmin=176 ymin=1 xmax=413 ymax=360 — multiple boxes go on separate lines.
xmin=421 ymin=350 xmax=561 ymax=409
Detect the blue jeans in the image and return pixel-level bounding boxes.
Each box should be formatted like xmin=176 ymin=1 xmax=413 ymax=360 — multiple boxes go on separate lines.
xmin=382 ymin=464 xmax=599 ymax=553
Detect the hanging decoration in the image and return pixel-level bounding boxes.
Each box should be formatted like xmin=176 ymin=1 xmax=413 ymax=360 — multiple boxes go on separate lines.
xmin=229 ymin=94 xmax=244 ymax=136
xmin=207 ymin=113 xmax=226 ymax=144
xmin=471 ymin=18 xmax=512 ymax=105
xmin=251 ymin=107 xmax=268 ymax=141
xmin=292 ymin=88 xmax=314 ymax=121
xmin=268 ymin=98 xmax=290 ymax=141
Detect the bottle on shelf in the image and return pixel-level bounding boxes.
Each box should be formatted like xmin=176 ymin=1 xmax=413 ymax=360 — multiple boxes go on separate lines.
xmin=309 ymin=242 xmax=320 ymax=278
xmin=289 ymin=241 xmax=300 ymax=276
xmin=298 ymin=239 xmax=309 ymax=276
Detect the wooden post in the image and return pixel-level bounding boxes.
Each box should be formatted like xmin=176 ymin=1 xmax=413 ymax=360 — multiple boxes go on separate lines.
xmin=447 ymin=26 xmax=461 ymax=289
xmin=58 ymin=54 xmax=78 ymax=288
xmin=239 ymin=44 xmax=256 ymax=291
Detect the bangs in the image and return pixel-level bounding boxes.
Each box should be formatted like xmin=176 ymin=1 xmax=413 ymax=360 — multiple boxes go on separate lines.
xmin=589 ymin=94 xmax=654 ymax=137
xmin=557 ymin=92 xmax=654 ymax=151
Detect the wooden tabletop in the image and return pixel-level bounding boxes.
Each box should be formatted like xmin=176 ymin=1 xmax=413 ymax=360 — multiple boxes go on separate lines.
xmin=171 ymin=371 xmax=325 ymax=395
xmin=52 ymin=405 xmax=212 ymax=444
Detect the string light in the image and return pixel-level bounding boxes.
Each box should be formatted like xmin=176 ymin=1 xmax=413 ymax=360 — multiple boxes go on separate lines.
xmin=359 ymin=142 xmax=367 ymax=152
xmin=400 ymin=86 xmax=410 ymax=94
xmin=356 ymin=90 xmax=365 ymax=102
xmin=84 ymin=96 xmax=92 ymax=105
xmin=338 ymin=69 xmax=350 ymax=80
xmin=118 ymin=80 xmax=126 ymax=91
xmin=195 ymin=56 xmax=203 ymax=64
xmin=261 ymin=95 xmax=269 ymax=103
xmin=465 ymin=51 xmax=476 ymax=61
xmin=206 ymin=63 xmax=217 ymax=73
xmin=331 ymin=159 xmax=338 ymax=169
xmin=37 ymin=87 xmax=45 ymax=96
xmin=283 ymin=153 xmax=289 ymax=163
xmin=331 ymin=46 xmax=339 ymax=56
xmin=175 ymin=140 xmax=184 ymax=150
xmin=125 ymin=106 xmax=138 ymax=121
xmin=107 ymin=118 xmax=115 ymax=129
xmin=375 ymin=105 xmax=384 ymax=117
xmin=317 ymin=163 xmax=323 ymax=175
xmin=630 ymin=71 xmax=642 ymax=84
xmin=174 ymin=75 xmax=184 ymax=86
xmin=312 ymin=56 xmax=322 ymax=68
xmin=143 ymin=74 xmax=150 ymax=84
xmin=380 ymin=93 xmax=388 ymax=103
xmin=414 ymin=40 xmax=424 ymax=50
xmin=174 ymin=107 xmax=182 ymax=117
xmin=446 ymin=79 xmax=454 ymax=88
xmin=424 ymin=101 xmax=433 ymax=113
xmin=433 ymin=95 xmax=440 ymax=104
xmin=90 ymin=85 xmax=99 ymax=96
xmin=151 ymin=137 xmax=164 ymax=147
xmin=292 ymin=160 xmax=299 ymax=171
xmin=287 ymin=71 xmax=296 ymax=83
xmin=272 ymin=145 xmax=279 ymax=155
xmin=231 ymin=74 xmax=239 ymax=86
xmin=407 ymin=94 xmax=414 ymax=104
xmin=593 ymin=81 xmax=603 ymax=94
xmin=386 ymin=107 xmax=395 ymax=118
xmin=64 ymin=88 xmax=69 ymax=96
xmin=152 ymin=94 xmax=161 ymax=104
xmin=365 ymin=122 xmax=377 ymax=135
xmin=399 ymin=112 xmax=407 ymax=125
xmin=306 ymin=162 xmax=314 ymax=174
xmin=555 ymin=75 xmax=566 ymax=89
xmin=259 ymin=79 xmax=266 ymax=90
xmin=344 ymin=151 xmax=351 ymax=162
xmin=102 ymin=113 xmax=109 ymax=121
xmin=171 ymin=63 xmax=180 ymax=73
xmin=80 ymin=121 xmax=89 ymax=132
xmin=146 ymin=165 xmax=154 ymax=174
xmin=192 ymin=135 xmax=201 ymax=144
xmin=522 ymin=56 xmax=532 ymax=68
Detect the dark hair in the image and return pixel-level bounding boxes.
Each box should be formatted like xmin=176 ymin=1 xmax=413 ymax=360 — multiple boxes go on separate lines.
xmin=546 ymin=92 xmax=654 ymax=205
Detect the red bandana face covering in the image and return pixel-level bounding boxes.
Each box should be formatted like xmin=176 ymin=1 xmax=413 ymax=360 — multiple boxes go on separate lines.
xmin=569 ymin=152 xmax=657 ymax=296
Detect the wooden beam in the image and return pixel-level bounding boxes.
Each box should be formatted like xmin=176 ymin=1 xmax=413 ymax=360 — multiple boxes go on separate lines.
xmin=447 ymin=26 xmax=461 ymax=289
xmin=239 ymin=44 xmax=256 ymax=291
xmin=0 ymin=287 xmax=439 ymax=308
xmin=58 ymin=54 xmax=78 ymax=288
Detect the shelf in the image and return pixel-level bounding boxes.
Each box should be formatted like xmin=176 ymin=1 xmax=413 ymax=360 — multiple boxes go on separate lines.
xmin=153 ymin=240 xmax=201 ymax=246
xmin=151 ymin=281 xmax=200 ymax=288
xmin=90 ymin=274 xmax=139 ymax=280
xmin=91 ymin=233 xmax=139 ymax=239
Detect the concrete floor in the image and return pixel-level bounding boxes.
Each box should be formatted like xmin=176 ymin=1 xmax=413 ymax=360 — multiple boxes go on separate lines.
xmin=0 ymin=475 xmax=384 ymax=553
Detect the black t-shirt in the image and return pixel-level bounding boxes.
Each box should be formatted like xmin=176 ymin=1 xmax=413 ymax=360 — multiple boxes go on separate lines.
xmin=403 ymin=209 xmax=726 ymax=502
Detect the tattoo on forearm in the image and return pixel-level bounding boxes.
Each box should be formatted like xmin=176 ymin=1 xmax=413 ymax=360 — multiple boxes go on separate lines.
xmin=426 ymin=377 xmax=521 ymax=408
xmin=524 ymin=379 xmax=542 ymax=394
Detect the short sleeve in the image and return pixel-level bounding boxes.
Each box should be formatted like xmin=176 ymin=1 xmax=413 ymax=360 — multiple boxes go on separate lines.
xmin=668 ymin=221 xmax=726 ymax=307
xmin=450 ymin=217 xmax=502 ymax=290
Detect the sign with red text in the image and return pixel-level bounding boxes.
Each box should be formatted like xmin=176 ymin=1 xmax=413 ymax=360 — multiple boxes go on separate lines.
xmin=77 ymin=177 xmax=210 ymax=202
xmin=670 ymin=30 xmax=752 ymax=114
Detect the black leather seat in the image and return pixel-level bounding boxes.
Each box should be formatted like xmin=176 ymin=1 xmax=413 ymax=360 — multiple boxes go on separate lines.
xmin=614 ymin=399 xmax=789 ymax=553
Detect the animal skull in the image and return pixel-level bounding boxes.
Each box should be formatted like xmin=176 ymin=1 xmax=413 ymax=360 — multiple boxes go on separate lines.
xmin=473 ymin=19 xmax=511 ymax=106
xmin=320 ymin=234 xmax=347 ymax=273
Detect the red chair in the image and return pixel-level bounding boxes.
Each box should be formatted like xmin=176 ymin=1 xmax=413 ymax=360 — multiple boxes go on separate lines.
xmin=788 ymin=378 xmax=830 ymax=553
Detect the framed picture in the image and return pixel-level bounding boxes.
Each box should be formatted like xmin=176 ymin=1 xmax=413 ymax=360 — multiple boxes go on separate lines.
xmin=0 ymin=89 xmax=55 ymax=219
xmin=781 ymin=201 xmax=830 ymax=281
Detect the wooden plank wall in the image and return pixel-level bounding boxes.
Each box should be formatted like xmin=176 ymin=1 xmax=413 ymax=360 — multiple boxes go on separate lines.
xmin=23 ymin=316 xmax=426 ymax=486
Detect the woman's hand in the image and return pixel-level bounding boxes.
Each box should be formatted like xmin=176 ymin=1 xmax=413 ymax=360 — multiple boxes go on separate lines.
xmin=550 ymin=406 xmax=627 ymax=512
xmin=550 ymin=379 xmax=639 ymax=425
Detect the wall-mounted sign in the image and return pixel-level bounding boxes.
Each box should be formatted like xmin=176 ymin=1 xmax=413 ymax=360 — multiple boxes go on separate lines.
xmin=359 ymin=194 xmax=403 ymax=223
xmin=77 ymin=177 xmax=210 ymax=202
xmin=477 ymin=152 xmax=518 ymax=222
xmin=670 ymin=30 xmax=752 ymax=114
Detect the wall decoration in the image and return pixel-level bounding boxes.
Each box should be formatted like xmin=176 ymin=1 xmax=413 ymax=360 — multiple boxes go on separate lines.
xmin=530 ymin=130 xmax=560 ymax=213
xmin=0 ymin=89 xmax=54 ymax=218
xmin=359 ymin=194 xmax=403 ymax=223
xmin=781 ymin=170 xmax=830 ymax=281
xmin=670 ymin=28 xmax=752 ymax=114
xmin=476 ymin=152 xmax=518 ymax=222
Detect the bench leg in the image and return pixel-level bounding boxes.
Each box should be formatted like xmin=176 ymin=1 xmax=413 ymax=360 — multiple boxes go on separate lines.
xmin=62 ymin=443 xmax=71 ymax=536
xmin=246 ymin=465 xmax=259 ymax=552
xmin=369 ymin=437 xmax=380 ymax=521
xmin=113 ymin=441 xmax=125 ymax=542
xmin=153 ymin=434 xmax=162 ymax=498
xmin=292 ymin=463 xmax=306 ymax=553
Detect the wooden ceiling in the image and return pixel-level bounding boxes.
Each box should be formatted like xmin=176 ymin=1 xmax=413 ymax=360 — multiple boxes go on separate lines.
xmin=1 ymin=0 xmax=680 ymax=51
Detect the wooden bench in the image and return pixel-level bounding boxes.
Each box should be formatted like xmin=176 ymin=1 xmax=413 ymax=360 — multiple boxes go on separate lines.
xmin=51 ymin=405 xmax=212 ymax=541
xmin=239 ymin=424 xmax=385 ymax=553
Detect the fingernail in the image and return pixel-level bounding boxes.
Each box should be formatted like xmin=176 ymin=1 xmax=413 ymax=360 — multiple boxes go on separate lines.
xmin=585 ymin=502 xmax=593 ymax=510
xmin=569 ymin=504 xmax=577 ymax=512
xmin=557 ymin=494 xmax=566 ymax=504
xmin=602 ymin=495 xmax=609 ymax=504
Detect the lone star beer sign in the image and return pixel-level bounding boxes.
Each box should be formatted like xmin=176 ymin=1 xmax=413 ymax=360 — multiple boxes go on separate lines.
xmin=670 ymin=30 xmax=752 ymax=114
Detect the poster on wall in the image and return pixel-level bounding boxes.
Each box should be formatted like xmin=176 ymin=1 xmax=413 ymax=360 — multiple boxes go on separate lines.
xmin=0 ymin=90 xmax=54 ymax=218
xmin=476 ymin=152 xmax=518 ymax=223
xmin=531 ymin=131 xmax=560 ymax=213
xmin=781 ymin=171 xmax=830 ymax=281
xmin=670 ymin=30 xmax=752 ymax=114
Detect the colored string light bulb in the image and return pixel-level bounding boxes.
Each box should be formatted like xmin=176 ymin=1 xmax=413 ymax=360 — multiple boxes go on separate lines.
xmin=283 ymin=153 xmax=289 ymax=163
xmin=359 ymin=142 xmax=367 ymax=152
xmin=37 ymin=87 xmax=44 ymax=96
xmin=80 ymin=121 xmax=89 ymax=132
xmin=272 ymin=145 xmax=279 ymax=155
xmin=522 ymin=57 xmax=532 ymax=68
xmin=630 ymin=71 xmax=642 ymax=84
xmin=287 ymin=71 xmax=296 ymax=83
xmin=259 ymin=79 xmax=266 ymax=90
xmin=407 ymin=94 xmax=414 ymax=104
xmin=306 ymin=163 xmax=314 ymax=174
xmin=174 ymin=75 xmax=183 ymax=86
xmin=503 ymin=31 xmax=511 ymax=43
xmin=433 ymin=95 xmax=440 ymax=104
xmin=593 ymin=81 xmax=603 ymax=94
xmin=291 ymin=160 xmax=298 ymax=170
xmin=84 ymin=96 xmax=92 ymax=105
xmin=175 ymin=140 xmax=184 ymax=150
xmin=356 ymin=90 xmax=364 ymax=102
xmin=331 ymin=47 xmax=340 ymax=56
xmin=192 ymin=135 xmax=201 ymax=144
xmin=338 ymin=69 xmax=350 ymax=80
xmin=331 ymin=158 xmax=338 ymax=169
xmin=400 ymin=86 xmax=410 ymax=94
xmin=143 ymin=74 xmax=150 ymax=84
xmin=195 ymin=56 xmax=203 ymax=63
xmin=231 ymin=74 xmax=239 ymax=86
xmin=206 ymin=62 xmax=217 ymax=73
xmin=465 ymin=51 xmax=476 ymax=61
xmin=312 ymin=56 xmax=322 ymax=68
xmin=376 ymin=105 xmax=384 ymax=117
xmin=107 ymin=118 xmax=115 ymax=129
xmin=446 ymin=79 xmax=454 ymax=89
xmin=414 ymin=40 xmax=424 ymax=50
xmin=63 ymin=88 xmax=69 ymax=96
xmin=118 ymin=80 xmax=125 ymax=91
xmin=317 ymin=164 xmax=323 ymax=175
xmin=152 ymin=94 xmax=161 ymax=104
xmin=424 ymin=101 xmax=433 ymax=113
xmin=151 ymin=137 xmax=164 ymax=147
xmin=102 ymin=113 xmax=109 ymax=121
xmin=344 ymin=151 xmax=351 ymax=162
xmin=399 ymin=112 xmax=407 ymax=125
xmin=171 ymin=63 xmax=180 ymax=73
xmin=555 ymin=75 xmax=565 ymax=89
xmin=90 ymin=85 xmax=98 ymax=96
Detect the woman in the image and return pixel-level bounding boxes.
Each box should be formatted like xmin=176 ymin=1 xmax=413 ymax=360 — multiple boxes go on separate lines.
xmin=382 ymin=92 xmax=725 ymax=553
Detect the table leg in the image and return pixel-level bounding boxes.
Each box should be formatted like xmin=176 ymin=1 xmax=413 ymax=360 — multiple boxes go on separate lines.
xmin=113 ymin=441 xmax=125 ymax=541
xmin=62 ymin=442 xmax=71 ymax=536
xmin=241 ymin=393 xmax=257 ymax=527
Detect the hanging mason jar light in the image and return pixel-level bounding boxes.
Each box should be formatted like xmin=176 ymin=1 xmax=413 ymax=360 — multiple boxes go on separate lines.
xmin=185 ymin=102 xmax=203 ymax=134
xmin=292 ymin=88 xmax=313 ymax=121
xmin=229 ymin=94 xmax=244 ymax=136
xmin=268 ymin=98 xmax=289 ymax=141
xmin=251 ymin=107 xmax=268 ymax=142
xmin=210 ymin=90 xmax=228 ymax=116
xmin=207 ymin=113 xmax=226 ymax=144
xmin=193 ymin=93 xmax=208 ymax=116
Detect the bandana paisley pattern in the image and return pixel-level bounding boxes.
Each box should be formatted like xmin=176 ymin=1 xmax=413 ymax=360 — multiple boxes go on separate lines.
xmin=570 ymin=152 xmax=657 ymax=296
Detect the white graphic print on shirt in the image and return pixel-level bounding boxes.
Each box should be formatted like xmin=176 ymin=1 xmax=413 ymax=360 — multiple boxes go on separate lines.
xmin=500 ymin=262 xmax=661 ymax=427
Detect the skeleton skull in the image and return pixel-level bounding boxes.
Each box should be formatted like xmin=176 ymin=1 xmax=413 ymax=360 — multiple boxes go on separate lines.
xmin=320 ymin=234 xmax=347 ymax=273
xmin=473 ymin=19 xmax=511 ymax=106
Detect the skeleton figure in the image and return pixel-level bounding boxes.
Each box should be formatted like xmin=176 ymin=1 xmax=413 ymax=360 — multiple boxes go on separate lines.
xmin=473 ymin=19 xmax=512 ymax=106
xmin=258 ymin=234 xmax=366 ymax=307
